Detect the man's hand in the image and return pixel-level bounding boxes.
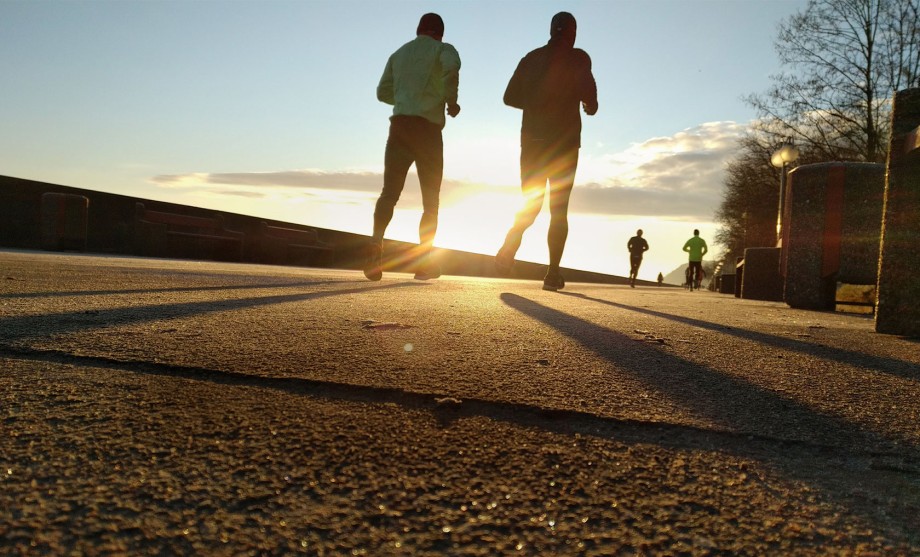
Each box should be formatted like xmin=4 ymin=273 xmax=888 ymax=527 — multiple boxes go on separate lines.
xmin=582 ymin=101 xmax=598 ymax=116
xmin=447 ymin=102 xmax=461 ymax=118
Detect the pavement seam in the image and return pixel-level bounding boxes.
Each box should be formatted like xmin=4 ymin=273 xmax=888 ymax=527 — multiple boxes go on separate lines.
xmin=3 ymin=344 xmax=918 ymax=468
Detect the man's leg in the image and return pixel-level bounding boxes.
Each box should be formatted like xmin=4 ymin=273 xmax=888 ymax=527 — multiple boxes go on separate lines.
xmin=413 ymin=119 xmax=444 ymax=279
xmin=373 ymin=119 xmax=414 ymax=244
xmin=496 ymin=141 xmax=548 ymax=274
xmin=545 ymin=147 xmax=578 ymax=273
xmin=501 ymin=179 xmax=546 ymax=254
xmin=630 ymin=256 xmax=641 ymax=286
xmin=688 ymin=262 xmax=702 ymax=290
xmin=366 ymin=118 xmax=413 ymax=281
xmin=539 ymin=148 xmax=577 ymax=291
xmin=413 ymin=121 xmax=444 ymax=260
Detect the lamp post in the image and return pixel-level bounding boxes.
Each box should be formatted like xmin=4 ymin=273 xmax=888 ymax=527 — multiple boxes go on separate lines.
xmin=771 ymin=141 xmax=800 ymax=245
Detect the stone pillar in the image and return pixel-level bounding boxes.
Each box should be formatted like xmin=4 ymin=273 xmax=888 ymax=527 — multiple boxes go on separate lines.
xmin=781 ymin=162 xmax=885 ymax=309
xmin=876 ymin=88 xmax=920 ymax=336
xmin=740 ymin=247 xmax=782 ymax=301
xmin=718 ymin=273 xmax=736 ymax=294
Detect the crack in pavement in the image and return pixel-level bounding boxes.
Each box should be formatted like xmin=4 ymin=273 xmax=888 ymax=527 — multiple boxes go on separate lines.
xmin=4 ymin=344 xmax=917 ymax=473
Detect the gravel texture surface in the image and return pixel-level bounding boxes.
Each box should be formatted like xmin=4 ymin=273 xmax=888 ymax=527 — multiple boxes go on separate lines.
xmin=1 ymin=250 xmax=918 ymax=555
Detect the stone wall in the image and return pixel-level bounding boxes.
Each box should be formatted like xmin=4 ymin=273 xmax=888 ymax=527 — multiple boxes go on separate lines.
xmin=0 ymin=175 xmax=639 ymax=286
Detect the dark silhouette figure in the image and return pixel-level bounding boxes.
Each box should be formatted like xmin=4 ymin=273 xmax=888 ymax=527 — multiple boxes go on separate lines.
xmin=657 ymin=272 xmax=664 ymax=286
xmin=627 ymin=229 xmax=649 ymax=287
xmin=494 ymin=12 xmax=598 ymax=291
xmin=365 ymin=13 xmax=461 ymax=281
xmin=682 ymin=229 xmax=708 ymax=292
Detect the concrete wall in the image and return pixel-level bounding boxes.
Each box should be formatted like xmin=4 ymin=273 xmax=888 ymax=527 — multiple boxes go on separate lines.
xmin=0 ymin=175 xmax=641 ymax=286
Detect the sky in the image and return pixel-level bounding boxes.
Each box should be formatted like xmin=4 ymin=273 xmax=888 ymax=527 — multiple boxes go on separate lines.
xmin=0 ymin=0 xmax=809 ymax=280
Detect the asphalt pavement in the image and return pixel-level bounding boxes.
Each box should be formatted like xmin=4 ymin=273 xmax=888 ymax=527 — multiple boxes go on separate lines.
xmin=1 ymin=249 xmax=918 ymax=555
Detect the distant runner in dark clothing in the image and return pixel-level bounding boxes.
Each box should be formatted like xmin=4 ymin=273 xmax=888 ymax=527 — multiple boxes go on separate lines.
xmin=627 ymin=229 xmax=649 ymax=287
xmin=494 ymin=11 xmax=598 ymax=292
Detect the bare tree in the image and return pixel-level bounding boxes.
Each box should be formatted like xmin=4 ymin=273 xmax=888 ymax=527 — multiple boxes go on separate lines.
xmin=714 ymin=134 xmax=783 ymax=263
xmin=746 ymin=0 xmax=920 ymax=163
xmin=714 ymin=131 xmax=827 ymax=261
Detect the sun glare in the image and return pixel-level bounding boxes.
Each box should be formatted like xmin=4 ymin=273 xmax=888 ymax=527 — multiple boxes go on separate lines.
xmin=445 ymin=136 xmax=520 ymax=186
xmin=435 ymin=191 xmax=522 ymax=255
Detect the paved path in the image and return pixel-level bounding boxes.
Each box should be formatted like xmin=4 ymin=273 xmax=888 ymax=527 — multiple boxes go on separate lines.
xmin=1 ymin=250 xmax=918 ymax=555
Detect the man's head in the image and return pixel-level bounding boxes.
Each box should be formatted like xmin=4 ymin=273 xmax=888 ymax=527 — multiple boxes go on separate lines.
xmin=636 ymin=229 xmax=643 ymax=237
xmin=417 ymin=13 xmax=444 ymax=40
xmin=550 ymin=12 xmax=576 ymax=46
xmin=693 ymin=229 xmax=700 ymax=236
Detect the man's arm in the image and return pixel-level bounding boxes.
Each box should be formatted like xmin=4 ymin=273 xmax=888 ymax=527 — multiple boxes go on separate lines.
xmin=579 ymin=51 xmax=598 ymax=115
xmin=503 ymin=57 xmax=527 ymax=109
xmin=682 ymin=240 xmax=691 ymax=253
xmin=376 ymin=57 xmax=395 ymax=105
xmin=440 ymin=44 xmax=461 ymax=117
xmin=701 ymin=241 xmax=708 ymax=257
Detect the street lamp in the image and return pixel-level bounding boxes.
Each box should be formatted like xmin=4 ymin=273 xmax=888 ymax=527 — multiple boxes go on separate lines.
xmin=771 ymin=141 xmax=800 ymax=245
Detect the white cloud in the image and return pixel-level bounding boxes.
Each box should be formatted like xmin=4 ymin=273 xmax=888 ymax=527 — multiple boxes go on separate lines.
xmin=149 ymin=120 xmax=748 ymax=222
xmin=151 ymin=168 xmax=483 ymax=210
xmin=575 ymin=121 xmax=745 ymax=219
xmin=151 ymin=170 xmax=383 ymax=193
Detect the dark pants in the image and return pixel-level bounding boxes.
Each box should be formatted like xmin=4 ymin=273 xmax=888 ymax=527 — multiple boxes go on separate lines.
xmin=688 ymin=261 xmax=703 ymax=284
xmin=629 ymin=255 xmax=643 ymax=278
xmin=372 ymin=116 xmax=443 ymax=257
xmin=501 ymin=139 xmax=579 ymax=270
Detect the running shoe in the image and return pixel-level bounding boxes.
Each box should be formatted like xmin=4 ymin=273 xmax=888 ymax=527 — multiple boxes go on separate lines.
xmin=414 ymin=262 xmax=442 ymax=281
xmin=363 ymin=243 xmax=383 ymax=281
xmin=494 ymin=247 xmax=515 ymax=277
xmin=542 ymin=270 xmax=565 ymax=291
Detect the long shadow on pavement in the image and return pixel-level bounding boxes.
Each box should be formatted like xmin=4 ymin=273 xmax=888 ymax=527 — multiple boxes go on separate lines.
xmin=0 ymin=282 xmax=424 ymax=344
xmin=498 ymin=292 xmax=919 ymax=544
xmin=560 ymin=292 xmax=920 ymax=381
xmin=0 ymin=281 xmax=341 ymax=299
xmin=501 ymin=293 xmax=912 ymax=454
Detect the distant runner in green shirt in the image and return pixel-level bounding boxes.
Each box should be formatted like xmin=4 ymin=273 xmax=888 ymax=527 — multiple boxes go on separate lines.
xmin=682 ymin=229 xmax=708 ymax=290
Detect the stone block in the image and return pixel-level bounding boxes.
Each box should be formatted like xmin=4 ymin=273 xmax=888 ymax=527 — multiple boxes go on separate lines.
xmin=741 ymin=247 xmax=782 ymax=301
xmin=781 ymin=162 xmax=885 ymax=309
xmin=718 ymin=273 xmax=736 ymax=295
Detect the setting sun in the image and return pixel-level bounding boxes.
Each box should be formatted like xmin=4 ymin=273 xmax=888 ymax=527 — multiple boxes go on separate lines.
xmin=434 ymin=190 xmax=522 ymax=255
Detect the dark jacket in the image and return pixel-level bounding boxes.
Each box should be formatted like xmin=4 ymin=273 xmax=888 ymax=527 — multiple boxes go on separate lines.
xmin=628 ymin=236 xmax=649 ymax=256
xmin=504 ymin=38 xmax=598 ymax=149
